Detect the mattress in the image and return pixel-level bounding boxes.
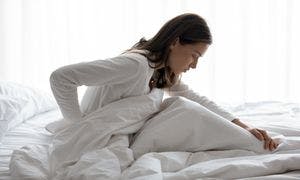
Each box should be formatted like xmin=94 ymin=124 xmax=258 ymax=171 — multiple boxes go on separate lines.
xmin=0 ymin=109 xmax=61 ymax=179
xmin=1 ymin=101 xmax=300 ymax=179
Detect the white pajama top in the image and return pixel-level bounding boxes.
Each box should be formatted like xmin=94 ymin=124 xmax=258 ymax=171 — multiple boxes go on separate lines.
xmin=49 ymin=49 xmax=237 ymax=123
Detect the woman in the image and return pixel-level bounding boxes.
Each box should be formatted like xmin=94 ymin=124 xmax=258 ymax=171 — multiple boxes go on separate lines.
xmin=50 ymin=13 xmax=278 ymax=151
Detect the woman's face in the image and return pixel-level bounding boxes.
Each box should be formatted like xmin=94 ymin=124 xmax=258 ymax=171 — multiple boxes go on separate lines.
xmin=167 ymin=38 xmax=209 ymax=75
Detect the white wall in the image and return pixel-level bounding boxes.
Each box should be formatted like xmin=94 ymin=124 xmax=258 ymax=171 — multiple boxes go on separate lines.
xmin=0 ymin=0 xmax=299 ymax=103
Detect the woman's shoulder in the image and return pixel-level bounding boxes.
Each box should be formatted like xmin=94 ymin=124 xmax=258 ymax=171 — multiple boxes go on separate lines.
xmin=125 ymin=49 xmax=150 ymax=55
xmin=114 ymin=49 xmax=151 ymax=69
xmin=120 ymin=49 xmax=149 ymax=61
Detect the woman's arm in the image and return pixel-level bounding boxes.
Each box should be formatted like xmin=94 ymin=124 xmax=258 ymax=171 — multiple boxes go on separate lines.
xmin=50 ymin=56 xmax=141 ymax=122
xmin=166 ymin=81 xmax=237 ymax=121
xmin=232 ymin=118 xmax=250 ymax=129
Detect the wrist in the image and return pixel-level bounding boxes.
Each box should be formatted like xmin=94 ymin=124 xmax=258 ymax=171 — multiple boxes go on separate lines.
xmin=232 ymin=118 xmax=240 ymax=123
xmin=232 ymin=118 xmax=250 ymax=129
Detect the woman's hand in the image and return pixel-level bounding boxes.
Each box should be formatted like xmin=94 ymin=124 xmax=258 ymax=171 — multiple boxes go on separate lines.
xmin=245 ymin=127 xmax=279 ymax=151
xmin=232 ymin=119 xmax=279 ymax=151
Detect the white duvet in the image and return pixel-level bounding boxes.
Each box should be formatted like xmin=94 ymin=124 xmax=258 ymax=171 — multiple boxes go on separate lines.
xmin=9 ymin=90 xmax=300 ymax=179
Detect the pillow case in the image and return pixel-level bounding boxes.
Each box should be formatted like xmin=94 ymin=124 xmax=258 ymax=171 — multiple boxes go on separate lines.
xmin=0 ymin=81 xmax=56 ymax=115
xmin=130 ymin=96 xmax=270 ymax=159
xmin=0 ymin=81 xmax=57 ymax=141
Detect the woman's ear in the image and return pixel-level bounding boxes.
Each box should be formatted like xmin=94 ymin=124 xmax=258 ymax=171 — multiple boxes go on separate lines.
xmin=170 ymin=37 xmax=179 ymax=50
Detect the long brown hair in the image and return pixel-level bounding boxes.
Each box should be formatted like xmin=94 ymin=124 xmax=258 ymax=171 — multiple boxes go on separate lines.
xmin=123 ymin=13 xmax=212 ymax=89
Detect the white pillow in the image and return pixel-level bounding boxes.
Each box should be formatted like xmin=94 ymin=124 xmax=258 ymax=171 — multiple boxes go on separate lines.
xmin=130 ymin=96 xmax=270 ymax=159
xmin=0 ymin=81 xmax=56 ymax=114
xmin=0 ymin=81 xmax=57 ymax=131
xmin=0 ymin=95 xmax=27 ymax=141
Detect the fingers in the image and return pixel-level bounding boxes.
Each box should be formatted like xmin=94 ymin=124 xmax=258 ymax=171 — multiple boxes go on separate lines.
xmin=257 ymin=129 xmax=279 ymax=151
xmin=251 ymin=129 xmax=264 ymax=141
xmin=264 ymin=138 xmax=271 ymax=150
xmin=263 ymin=138 xmax=275 ymax=151
xmin=274 ymin=139 xmax=280 ymax=148
xmin=268 ymin=139 xmax=279 ymax=151
xmin=272 ymin=140 xmax=279 ymax=150
xmin=264 ymin=137 xmax=279 ymax=151
xmin=269 ymin=139 xmax=274 ymax=151
xmin=258 ymin=129 xmax=269 ymax=141
xmin=271 ymin=140 xmax=277 ymax=150
xmin=249 ymin=128 xmax=280 ymax=151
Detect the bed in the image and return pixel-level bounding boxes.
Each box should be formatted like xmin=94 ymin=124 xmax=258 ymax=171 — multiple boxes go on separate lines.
xmin=0 ymin=110 xmax=61 ymax=179
xmin=1 ymin=82 xmax=300 ymax=179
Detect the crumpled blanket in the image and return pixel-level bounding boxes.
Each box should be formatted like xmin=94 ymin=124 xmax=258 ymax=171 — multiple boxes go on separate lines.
xmin=9 ymin=90 xmax=300 ymax=179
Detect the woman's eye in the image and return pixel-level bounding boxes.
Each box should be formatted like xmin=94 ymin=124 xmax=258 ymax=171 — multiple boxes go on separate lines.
xmin=192 ymin=54 xmax=198 ymax=60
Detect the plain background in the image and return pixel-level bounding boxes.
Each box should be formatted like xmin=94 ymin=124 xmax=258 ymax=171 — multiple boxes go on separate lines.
xmin=0 ymin=0 xmax=299 ymax=104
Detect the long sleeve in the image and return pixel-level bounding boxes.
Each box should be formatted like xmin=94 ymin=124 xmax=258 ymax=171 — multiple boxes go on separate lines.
xmin=49 ymin=56 xmax=142 ymax=122
xmin=166 ymin=81 xmax=237 ymax=121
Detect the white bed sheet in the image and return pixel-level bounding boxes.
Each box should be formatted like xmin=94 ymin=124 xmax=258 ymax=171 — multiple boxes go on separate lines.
xmin=221 ymin=101 xmax=300 ymax=179
xmin=0 ymin=109 xmax=61 ymax=180
xmin=1 ymin=101 xmax=300 ymax=179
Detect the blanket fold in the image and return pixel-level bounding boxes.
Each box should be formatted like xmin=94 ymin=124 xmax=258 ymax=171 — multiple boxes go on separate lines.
xmin=8 ymin=93 xmax=300 ymax=180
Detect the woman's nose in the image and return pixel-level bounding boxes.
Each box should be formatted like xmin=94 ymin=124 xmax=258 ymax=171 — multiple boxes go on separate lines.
xmin=190 ymin=61 xmax=197 ymax=69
